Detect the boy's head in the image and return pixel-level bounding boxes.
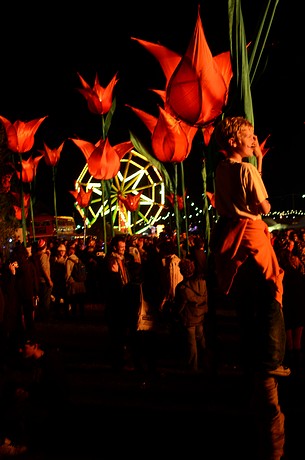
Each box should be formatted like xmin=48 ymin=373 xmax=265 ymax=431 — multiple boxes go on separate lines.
xmin=179 ymin=258 xmax=195 ymax=279
xmin=214 ymin=116 xmax=253 ymax=154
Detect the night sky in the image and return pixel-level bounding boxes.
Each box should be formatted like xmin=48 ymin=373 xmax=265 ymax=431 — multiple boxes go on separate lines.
xmin=0 ymin=1 xmax=303 ymax=219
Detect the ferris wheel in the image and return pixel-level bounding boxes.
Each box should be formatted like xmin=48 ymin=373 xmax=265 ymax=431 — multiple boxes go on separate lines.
xmin=75 ymin=149 xmax=166 ymax=234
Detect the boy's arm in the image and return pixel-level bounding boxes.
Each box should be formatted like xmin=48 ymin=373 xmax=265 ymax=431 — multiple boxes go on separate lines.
xmin=258 ymin=198 xmax=271 ymax=215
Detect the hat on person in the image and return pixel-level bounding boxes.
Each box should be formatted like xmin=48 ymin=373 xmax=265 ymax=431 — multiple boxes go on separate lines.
xmin=37 ymin=239 xmax=46 ymax=250
xmin=57 ymin=244 xmax=66 ymax=252
xmin=179 ymin=258 xmax=195 ymax=278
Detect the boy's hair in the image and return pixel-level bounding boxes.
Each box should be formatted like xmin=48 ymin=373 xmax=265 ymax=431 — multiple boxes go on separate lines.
xmin=179 ymin=258 xmax=195 ymax=279
xmin=214 ymin=116 xmax=253 ymax=151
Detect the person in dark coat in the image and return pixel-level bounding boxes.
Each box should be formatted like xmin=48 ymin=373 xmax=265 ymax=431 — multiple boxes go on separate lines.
xmin=104 ymin=235 xmax=140 ymax=371
xmin=11 ymin=244 xmax=39 ymax=341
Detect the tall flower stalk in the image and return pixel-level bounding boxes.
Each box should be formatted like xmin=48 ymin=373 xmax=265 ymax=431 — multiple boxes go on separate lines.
xmin=39 ymin=141 xmax=64 ymax=238
xmin=77 ymin=72 xmax=120 ymax=251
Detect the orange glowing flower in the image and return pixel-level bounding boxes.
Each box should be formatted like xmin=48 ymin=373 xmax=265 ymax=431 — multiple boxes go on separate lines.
xmin=16 ymin=155 xmax=44 ymax=183
xmin=0 ymin=115 xmax=47 ymax=153
xmin=206 ymin=191 xmax=216 ymax=208
xmin=13 ymin=205 xmax=29 ymax=220
xmin=166 ymin=193 xmax=185 ymax=211
xmin=12 ymin=192 xmax=30 ymax=219
xmin=39 ymin=141 xmax=65 ymax=167
xmin=77 ymin=72 xmax=119 ymax=115
xmin=118 ymin=192 xmax=143 ymax=212
xmin=127 ymin=105 xmax=197 ymax=163
xmin=132 ymin=6 xmax=232 ymax=128
xmin=203 ymin=124 xmax=216 ymax=147
xmin=260 ymin=134 xmax=271 ymax=157
xmin=69 ymin=185 xmax=93 ymax=208
xmin=70 ymin=137 xmax=133 ymax=180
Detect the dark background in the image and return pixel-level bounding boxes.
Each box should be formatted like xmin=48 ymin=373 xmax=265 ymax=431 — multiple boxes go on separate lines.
xmin=0 ymin=1 xmax=303 ymax=218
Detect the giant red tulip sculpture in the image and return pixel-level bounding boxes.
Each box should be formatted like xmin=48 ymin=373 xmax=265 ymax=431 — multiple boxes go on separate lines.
xmin=126 ymin=103 xmax=197 ymax=255
xmin=39 ymin=141 xmax=65 ymax=237
xmin=76 ymin=72 xmax=122 ymax=248
xmin=16 ymin=154 xmax=44 ymax=241
xmin=131 ymin=6 xmax=232 ymax=140
xmin=70 ymin=136 xmax=133 ymax=247
xmin=12 ymin=192 xmax=30 ymax=220
xmin=69 ymin=184 xmax=93 ymax=242
xmin=131 ymin=5 xmax=233 ymax=248
xmin=77 ymin=73 xmax=118 ymax=116
xmin=118 ymin=191 xmax=143 ymax=232
xmin=0 ymin=115 xmax=47 ymax=243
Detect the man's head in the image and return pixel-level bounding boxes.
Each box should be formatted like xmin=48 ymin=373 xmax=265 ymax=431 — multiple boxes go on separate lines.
xmin=111 ymin=235 xmax=126 ymax=257
xmin=57 ymin=243 xmax=67 ymax=254
xmin=67 ymin=241 xmax=77 ymax=255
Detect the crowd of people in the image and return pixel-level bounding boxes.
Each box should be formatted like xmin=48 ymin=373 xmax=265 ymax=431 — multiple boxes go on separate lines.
xmin=1 ymin=224 xmax=304 ymax=456
xmin=0 ymin=230 xmax=211 ymax=455
xmin=1 ymin=115 xmax=305 ymax=458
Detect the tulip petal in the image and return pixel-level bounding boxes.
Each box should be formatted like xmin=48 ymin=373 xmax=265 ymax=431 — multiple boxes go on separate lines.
xmin=126 ymin=105 xmax=157 ymax=134
xmin=131 ymin=38 xmax=180 ymax=83
xmin=70 ymin=138 xmax=97 ymax=161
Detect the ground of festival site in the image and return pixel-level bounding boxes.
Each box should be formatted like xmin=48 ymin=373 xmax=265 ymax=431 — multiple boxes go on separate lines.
xmin=12 ymin=302 xmax=305 ymax=460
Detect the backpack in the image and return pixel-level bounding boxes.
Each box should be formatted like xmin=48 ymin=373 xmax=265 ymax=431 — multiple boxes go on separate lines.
xmin=70 ymin=258 xmax=87 ymax=283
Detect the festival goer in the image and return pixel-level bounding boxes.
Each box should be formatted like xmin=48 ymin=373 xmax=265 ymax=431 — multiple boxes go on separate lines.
xmin=51 ymin=243 xmax=68 ymax=320
xmin=210 ymin=115 xmax=289 ymax=459
xmin=174 ymin=258 xmax=208 ymax=372
xmin=275 ymin=238 xmax=305 ymax=372
xmin=81 ymin=237 xmax=99 ymax=304
xmin=32 ymin=239 xmax=53 ymax=322
xmin=11 ymin=244 xmax=39 ymax=340
xmin=104 ymin=235 xmax=140 ymax=372
xmin=211 ymin=115 xmax=289 ymax=377
xmin=189 ymin=235 xmax=208 ymax=278
xmin=65 ymin=241 xmax=86 ymax=320
xmin=158 ymin=239 xmax=183 ymax=322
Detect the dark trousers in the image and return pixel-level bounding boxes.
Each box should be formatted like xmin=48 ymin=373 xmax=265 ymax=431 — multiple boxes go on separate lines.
xmin=231 ymin=256 xmax=286 ymax=373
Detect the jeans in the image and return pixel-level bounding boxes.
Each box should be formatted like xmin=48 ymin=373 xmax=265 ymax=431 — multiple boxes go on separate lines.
xmin=231 ymin=257 xmax=286 ymax=373
xmin=185 ymin=323 xmax=206 ymax=371
xmin=256 ymin=300 xmax=286 ymax=371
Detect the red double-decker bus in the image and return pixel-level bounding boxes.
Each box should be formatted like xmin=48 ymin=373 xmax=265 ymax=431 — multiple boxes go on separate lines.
xmin=27 ymin=215 xmax=76 ymax=239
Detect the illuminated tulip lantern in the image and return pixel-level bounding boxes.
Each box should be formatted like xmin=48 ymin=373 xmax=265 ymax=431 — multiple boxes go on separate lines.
xmin=0 ymin=115 xmax=47 ymax=243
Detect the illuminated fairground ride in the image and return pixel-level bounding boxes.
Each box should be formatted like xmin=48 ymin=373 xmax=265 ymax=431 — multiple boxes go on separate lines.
xmin=74 ymin=149 xmax=167 ymax=235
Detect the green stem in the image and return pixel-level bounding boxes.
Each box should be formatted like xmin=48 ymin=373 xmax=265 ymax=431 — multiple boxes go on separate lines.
xmin=180 ymin=162 xmax=189 ymax=255
xmin=29 ymin=183 xmax=35 ymax=241
xmin=174 ymin=163 xmax=180 ymax=257
xmin=53 ymin=166 xmax=58 ymax=238
xmin=101 ymin=180 xmax=108 ymax=254
xmin=19 ymin=154 xmax=27 ymax=245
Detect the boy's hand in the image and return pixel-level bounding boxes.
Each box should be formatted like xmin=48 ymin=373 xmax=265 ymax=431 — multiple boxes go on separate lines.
xmin=252 ymin=135 xmax=263 ymax=159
